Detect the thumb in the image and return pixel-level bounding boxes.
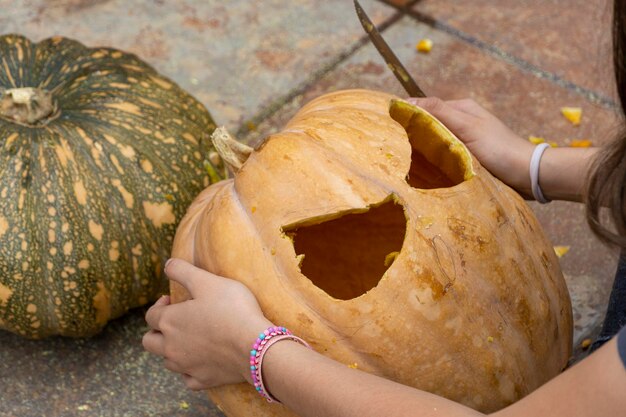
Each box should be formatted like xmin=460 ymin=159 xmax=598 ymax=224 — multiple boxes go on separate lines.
xmin=164 ymin=258 xmax=212 ymax=298
xmin=406 ymin=97 xmax=475 ymax=137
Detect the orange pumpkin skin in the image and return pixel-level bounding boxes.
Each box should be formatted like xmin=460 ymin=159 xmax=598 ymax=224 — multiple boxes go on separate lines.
xmin=171 ymin=89 xmax=572 ymax=415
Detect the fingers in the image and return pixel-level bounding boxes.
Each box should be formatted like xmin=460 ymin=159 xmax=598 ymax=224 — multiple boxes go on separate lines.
xmin=142 ymin=329 xmax=164 ymax=356
xmin=406 ymin=97 xmax=475 ymax=136
xmin=144 ymin=332 xmax=188 ymax=372
xmin=145 ymin=334 xmax=193 ymax=378
xmin=145 ymin=295 xmax=170 ymax=331
xmin=406 ymin=96 xmax=447 ymax=114
xmin=164 ymin=358 xmax=186 ymax=374
xmin=153 ymin=294 xmax=170 ymax=308
xmin=182 ymin=374 xmax=209 ymax=391
xmin=445 ymin=99 xmax=487 ymax=118
xmin=164 ymin=258 xmax=215 ymax=297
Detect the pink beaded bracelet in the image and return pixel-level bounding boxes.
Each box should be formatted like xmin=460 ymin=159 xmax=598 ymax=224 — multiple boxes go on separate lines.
xmin=249 ymin=326 xmax=311 ymax=403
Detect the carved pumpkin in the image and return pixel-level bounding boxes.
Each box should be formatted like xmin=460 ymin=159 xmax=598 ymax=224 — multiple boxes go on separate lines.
xmin=171 ymin=89 xmax=572 ymax=414
xmin=0 ymin=34 xmax=216 ymax=338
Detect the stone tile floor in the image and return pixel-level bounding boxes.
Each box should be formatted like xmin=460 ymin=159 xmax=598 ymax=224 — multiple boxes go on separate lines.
xmin=0 ymin=0 xmax=620 ymax=415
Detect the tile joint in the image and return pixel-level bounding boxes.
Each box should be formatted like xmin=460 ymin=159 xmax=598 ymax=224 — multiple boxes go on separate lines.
xmin=237 ymin=4 xmax=412 ymax=140
xmin=398 ymin=6 xmax=617 ymax=110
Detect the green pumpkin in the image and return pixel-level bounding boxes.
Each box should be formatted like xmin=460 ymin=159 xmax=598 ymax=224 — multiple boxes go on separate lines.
xmin=0 ymin=34 xmax=218 ymax=338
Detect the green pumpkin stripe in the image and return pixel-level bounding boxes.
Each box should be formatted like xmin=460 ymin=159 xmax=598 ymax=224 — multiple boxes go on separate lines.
xmin=0 ymin=34 xmax=217 ymax=338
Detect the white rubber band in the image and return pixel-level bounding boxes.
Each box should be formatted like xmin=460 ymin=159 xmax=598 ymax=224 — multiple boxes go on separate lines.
xmin=530 ymin=143 xmax=551 ymax=204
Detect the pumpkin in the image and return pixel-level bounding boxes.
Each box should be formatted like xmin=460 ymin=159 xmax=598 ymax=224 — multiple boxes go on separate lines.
xmin=0 ymin=34 xmax=217 ymax=338
xmin=171 ymin=89 xmax=572 ymax=414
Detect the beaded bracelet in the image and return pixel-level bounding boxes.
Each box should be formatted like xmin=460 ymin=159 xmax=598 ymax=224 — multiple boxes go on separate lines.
xmin=249 ymin=326 xmax=311 ymax=403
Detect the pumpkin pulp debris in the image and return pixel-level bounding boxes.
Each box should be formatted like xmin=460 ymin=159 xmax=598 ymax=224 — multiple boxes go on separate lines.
xmin=171 ymin=89 xmax=572 ymax=416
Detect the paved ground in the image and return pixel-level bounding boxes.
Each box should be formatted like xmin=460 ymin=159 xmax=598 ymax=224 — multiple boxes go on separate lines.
xmin=0 ymin=0 xmax=620 ymax=416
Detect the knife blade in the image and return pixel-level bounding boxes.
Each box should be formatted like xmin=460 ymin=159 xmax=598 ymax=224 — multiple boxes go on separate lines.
xmin=354 ymin=0 xmax=426 ymax=97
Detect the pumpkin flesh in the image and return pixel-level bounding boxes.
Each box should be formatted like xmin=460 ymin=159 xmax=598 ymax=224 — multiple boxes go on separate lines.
xmin=171 ymin=89 xmax=572 ymax=415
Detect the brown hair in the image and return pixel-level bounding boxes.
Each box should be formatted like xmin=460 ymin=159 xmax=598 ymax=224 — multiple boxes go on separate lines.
xmin=586 ymin=0 xmax=626 ymax=248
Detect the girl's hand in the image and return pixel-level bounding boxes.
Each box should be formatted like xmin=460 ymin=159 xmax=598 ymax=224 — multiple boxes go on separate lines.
xmin=407 ymin=97 xmax=535 ymax=196
xmin=142 ymin=259 xmax=273 ymax=390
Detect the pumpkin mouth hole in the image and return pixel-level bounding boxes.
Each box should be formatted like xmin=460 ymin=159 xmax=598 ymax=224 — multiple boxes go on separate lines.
xmin=389 ymin=100 xmax=474 ymax=189
xmin=285 ymin=198 xmax=406 ymax=300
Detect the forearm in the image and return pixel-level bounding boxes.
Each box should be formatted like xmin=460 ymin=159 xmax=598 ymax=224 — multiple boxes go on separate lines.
xmin=510 ymin=148 xmax=598 ymax=202
xmin=494 ymin=337 xmax=626 ymax=417
xmin=540 ymin=146 xmax=599 ymax=202
xmin=261 ymin=341 xmax=483 ymax=417
xmin=260 ymin=333 xmax=626 ymax=417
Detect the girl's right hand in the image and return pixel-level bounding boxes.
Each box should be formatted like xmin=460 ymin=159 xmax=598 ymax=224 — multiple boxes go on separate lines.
xmin=407 ymin=97 xmax=535 ymax=197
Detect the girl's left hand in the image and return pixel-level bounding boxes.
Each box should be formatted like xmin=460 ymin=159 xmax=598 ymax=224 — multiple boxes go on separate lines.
xmin=142 ymin=259 xmax=273 ymax=390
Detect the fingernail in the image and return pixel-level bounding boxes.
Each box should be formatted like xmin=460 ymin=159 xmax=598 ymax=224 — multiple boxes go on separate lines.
xmin=164 ymin=258 xmax=173 ymax=272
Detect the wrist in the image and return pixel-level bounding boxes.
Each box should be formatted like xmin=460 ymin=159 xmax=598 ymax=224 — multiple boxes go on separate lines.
xmin=238 ymin=317 xmax=275 ymax=384
xmin=246 ymin=326 xmax=312 ymax=403
xmin=538 ymin=146 xmax=599 ymax=202
xmin=508 ymin=141 xmax=535 ymax=197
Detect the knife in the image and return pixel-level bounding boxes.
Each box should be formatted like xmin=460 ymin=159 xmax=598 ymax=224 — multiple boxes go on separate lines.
xmin=354 ymin=0 xmax=426 ymax=97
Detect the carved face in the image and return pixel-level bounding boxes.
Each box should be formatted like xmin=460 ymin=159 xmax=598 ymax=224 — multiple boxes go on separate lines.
xmin=171 ymin=89 xmax=572 ymax=415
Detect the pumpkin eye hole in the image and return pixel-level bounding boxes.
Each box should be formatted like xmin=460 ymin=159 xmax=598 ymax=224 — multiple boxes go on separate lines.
xmin=389 ymin=100 xmax=474 ymax=189
xmin=407 ymin=142 xmax=460 ymax=189
xmin=285 ymin=199 xmax=406 ymax=300
xmin=404 ymin=124 xmax=469 ymax=189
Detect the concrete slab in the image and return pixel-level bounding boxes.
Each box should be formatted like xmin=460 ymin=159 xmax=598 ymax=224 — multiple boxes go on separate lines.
xmin=412 ymin=0 xmax=615 ymax=101
xmin=0 ymin=1 xmax=620 ymax=416
xmin=0 ymin=0 xmax=394 ymax=131
xmin=0 ymin=310 xmax=222 ymax=416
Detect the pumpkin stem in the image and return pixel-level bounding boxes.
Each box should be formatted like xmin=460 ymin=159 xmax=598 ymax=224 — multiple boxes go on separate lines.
xmin=0 ymin=87 xmax=57 ymax=126
xmin=211 ymin=127 xmax=253 ymax=173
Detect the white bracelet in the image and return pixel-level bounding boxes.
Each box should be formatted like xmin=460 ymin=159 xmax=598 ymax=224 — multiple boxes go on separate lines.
xmin=529 ymin=143 xmax=551 ymax=204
